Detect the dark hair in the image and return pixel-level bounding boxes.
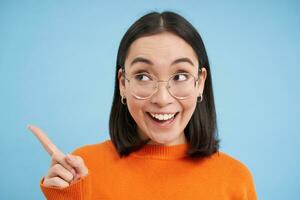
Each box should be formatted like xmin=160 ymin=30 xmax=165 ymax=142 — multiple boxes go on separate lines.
xmin=109 ymin=11 xmax=219 ymax=158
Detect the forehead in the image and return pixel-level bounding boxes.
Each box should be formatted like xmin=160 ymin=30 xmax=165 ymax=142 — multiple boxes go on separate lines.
xmin=125 ymin=32 xmax=198 ymax=67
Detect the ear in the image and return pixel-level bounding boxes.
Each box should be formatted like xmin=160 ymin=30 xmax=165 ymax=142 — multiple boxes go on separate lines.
xmin=197 ymin=67 xmax=207 ymax=96
xmin=118 ymin=68 xmax=126 ymax=97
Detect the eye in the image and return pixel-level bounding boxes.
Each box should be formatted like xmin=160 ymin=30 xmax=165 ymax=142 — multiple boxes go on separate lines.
xmin=173 ymin=73 xmax=190 ymax=81
xmin=134 ymin=73 xmax=152 ymax=81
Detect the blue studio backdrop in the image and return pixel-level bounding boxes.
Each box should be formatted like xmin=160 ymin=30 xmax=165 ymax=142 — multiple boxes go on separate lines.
xmin=0 ymin=1 xmax=299 ymax=199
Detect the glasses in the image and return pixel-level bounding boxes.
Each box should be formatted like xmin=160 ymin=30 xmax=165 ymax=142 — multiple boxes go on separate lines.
xmin=122 ymin=68 xmax=201 ymax=100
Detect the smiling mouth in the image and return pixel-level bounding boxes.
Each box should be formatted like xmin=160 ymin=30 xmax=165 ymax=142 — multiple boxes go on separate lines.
xmin=146 ymin=112 xmax=179 ymax=123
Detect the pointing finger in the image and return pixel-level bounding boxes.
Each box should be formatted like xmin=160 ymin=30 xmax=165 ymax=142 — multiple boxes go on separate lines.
xmin=28 ymin=124 xmax=77 ymax=182
xmin=28 ymin=125 xmax=64 ymax=157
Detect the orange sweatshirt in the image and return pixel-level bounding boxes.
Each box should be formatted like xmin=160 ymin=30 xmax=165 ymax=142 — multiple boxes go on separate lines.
xmin=40 ymin=140 xmax=257 ymax=200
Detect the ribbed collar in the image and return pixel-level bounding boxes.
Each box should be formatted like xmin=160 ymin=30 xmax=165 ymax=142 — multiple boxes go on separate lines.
xmin=131 ymin=142 xmax=189 ymax=160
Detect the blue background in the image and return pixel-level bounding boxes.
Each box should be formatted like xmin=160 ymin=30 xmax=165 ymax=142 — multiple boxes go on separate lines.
xmin=1 ymin=1 xmax=299 ymax=199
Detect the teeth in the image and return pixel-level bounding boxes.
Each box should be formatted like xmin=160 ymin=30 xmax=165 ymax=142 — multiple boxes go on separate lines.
xmin=150 ymin=113 xmax=176 ymax=121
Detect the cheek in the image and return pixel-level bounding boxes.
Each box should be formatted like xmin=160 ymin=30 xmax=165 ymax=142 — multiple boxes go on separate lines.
xmin=181 ymin=97 xmax=198 ymax=120
xmin=126 ymin=96 xmax=145 ymax=123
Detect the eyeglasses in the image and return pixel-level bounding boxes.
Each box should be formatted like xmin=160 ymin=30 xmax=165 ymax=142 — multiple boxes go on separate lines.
xmin=122 ymin=68 xmax=201 ymax=100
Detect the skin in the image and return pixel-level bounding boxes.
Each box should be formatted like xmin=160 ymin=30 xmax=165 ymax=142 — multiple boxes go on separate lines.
xmin=28 ymin=125 xmax=88 ymax=188
xmin=118 ymin=32 xmax=207 ymax=146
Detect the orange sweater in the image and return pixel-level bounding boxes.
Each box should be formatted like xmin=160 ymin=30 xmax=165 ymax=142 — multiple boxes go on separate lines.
xmin=40 ymin=140 xmax=257 ymax=200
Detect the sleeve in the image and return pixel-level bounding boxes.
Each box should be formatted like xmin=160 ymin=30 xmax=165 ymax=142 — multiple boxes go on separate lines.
xmin=228 ymin=156 xmax=258 ymax=200
xmin=39 ymin=147 xmax=92 ymax=200
xmin=244 ymin=170 xmax=258 ymax=200
xmin=237 ymin=165 xmax=258 ymax=200
xmin=40 ymin=173 xmax=91 ymax=200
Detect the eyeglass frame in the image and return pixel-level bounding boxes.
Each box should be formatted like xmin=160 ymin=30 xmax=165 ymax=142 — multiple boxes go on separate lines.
xmin=120 ymin=67 xmax=202 ymax=100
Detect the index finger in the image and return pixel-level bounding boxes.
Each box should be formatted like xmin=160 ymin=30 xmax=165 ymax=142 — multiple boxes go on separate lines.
xmin=27 ymin=124 xmax=64 ymax=157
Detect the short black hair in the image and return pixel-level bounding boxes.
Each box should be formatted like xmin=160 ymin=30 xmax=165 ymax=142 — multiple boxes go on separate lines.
xmin=109 ymin=11 xmax=220 ymax=158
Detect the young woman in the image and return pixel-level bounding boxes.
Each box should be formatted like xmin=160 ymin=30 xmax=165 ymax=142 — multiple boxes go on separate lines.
xmin=36 ymin=11 xmax=257 ymax=199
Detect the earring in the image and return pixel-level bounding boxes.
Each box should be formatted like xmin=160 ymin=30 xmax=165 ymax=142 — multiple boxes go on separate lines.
xmin=197 ymin=94 xmax=203 ymax=103
xmin=121 ymin=96 xmax=126 ymax=105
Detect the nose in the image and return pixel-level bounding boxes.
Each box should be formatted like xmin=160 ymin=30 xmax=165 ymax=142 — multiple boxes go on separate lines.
xmin=150 ymin=81 xmax=174 ymax=106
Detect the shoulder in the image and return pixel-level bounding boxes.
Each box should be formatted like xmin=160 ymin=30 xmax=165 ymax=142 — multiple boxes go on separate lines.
xmin=210 ymin=151 xmax=255 ymax=182
xmin=214 ymin=151 xmax=251 ymax=170
xmin=213 ymin=151 xmax=257 ymax=198
xmin=71 ymin=140 xmax=118 ymax=161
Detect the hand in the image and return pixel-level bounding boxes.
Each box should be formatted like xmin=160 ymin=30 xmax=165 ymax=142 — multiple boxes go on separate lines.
xmin=28 ymin=125 xmax=89 ymax=188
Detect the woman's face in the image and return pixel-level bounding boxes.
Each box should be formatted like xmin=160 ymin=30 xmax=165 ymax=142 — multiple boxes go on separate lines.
xmin=118 ymin=32 xmax=207 ymax=146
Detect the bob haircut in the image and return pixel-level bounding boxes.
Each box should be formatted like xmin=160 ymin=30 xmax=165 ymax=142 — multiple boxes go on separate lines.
xmin=109 ymin=11 xmax=219 ymax=158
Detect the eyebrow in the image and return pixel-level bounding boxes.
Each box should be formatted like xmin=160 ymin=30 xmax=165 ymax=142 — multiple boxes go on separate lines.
xmin=130 ymin=57 xmax=195 ymax=67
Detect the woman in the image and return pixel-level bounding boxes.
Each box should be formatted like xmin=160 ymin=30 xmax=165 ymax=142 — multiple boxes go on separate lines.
xmin=37 ymin=11 xmax=257 ymax=199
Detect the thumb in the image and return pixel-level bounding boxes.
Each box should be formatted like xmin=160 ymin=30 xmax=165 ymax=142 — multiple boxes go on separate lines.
xmin=65 ymin=154 xmax=89 ymax=178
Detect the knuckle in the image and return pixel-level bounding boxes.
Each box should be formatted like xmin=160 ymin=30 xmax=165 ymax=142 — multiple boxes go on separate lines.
xmin=53 ymin=163 xmax=62 ymax=171
xmin=46 ymin=167 xmax=55 ymax=178
xmin=61 ymin=182 xmax=69 ymax=188
xmin=52 ymin=177 xmax=61 ymax=185
xmin=71 ymin=156 xmax=84 ymax=166
xmin=52 ymin=164 xmax=74 ymax=182
xmin=51 ymin=152 xmax=59 ymax=161
xmin=52 ymin=152 xmax=64 ymax=164
xmin=43 ymin=178 xmax=51 ymax=186
xmin=52 ymin=177 xmax=69 ymax=188
xmin=44 ymin=177 xmax=59 ymax=187
xmin=65 ymin=171 xmax=74 ymax=182
xmin=77 ymin=157 xmax=84 ymax=164
xmin=44 ymin=175 xmax=50 ymax=181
